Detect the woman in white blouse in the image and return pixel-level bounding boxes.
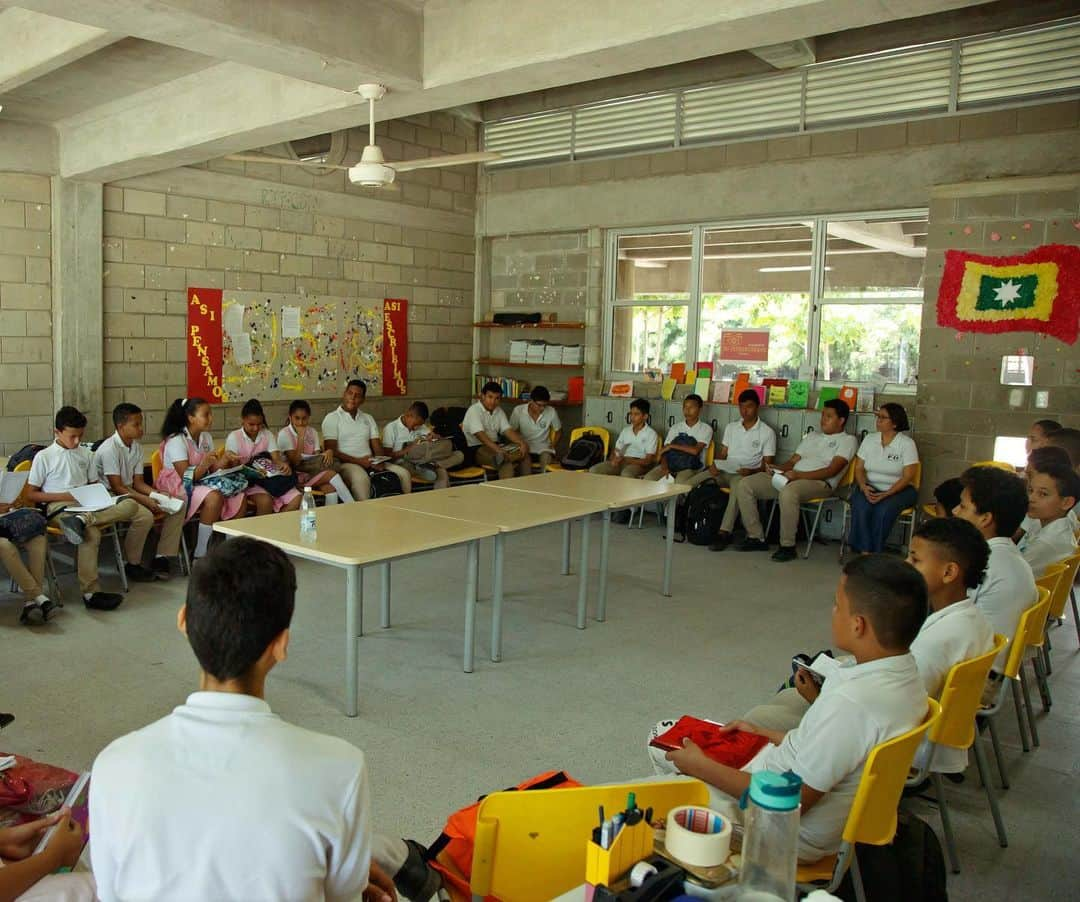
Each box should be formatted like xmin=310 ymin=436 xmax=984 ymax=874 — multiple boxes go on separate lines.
xmin=849 ymin=403 xmax=919 ymax=554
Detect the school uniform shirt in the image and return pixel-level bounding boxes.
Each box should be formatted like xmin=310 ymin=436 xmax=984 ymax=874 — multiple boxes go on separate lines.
xmin=322 ymin=406 xmax=380 ymax=458
xmin=94 ymin=432 xmax=144 ymax=489
xmin=857 ymin=432 xmax=919 ymax=492
xmin=614 ymin=423 xmax=660 ymax=460
xmin=225 ymin=427 xmax=278 ymax=457
xmin=277 ymin=423 xmax=322 ymax=455
xmin=973 ymin=537 xmax=1037 ymax=669
xmin=1017 ymin=516 xmax=1078 ymax=577
xmin=462 ymin=400 xmax=511 ymax=448
xmin=666 ymin=419 xmax=713 ymax=465
xmin=509 ymin=403 xmax=562 ymax=454
xmin=163 ymin=429 xmax=213 ymax=469
xmin=382 ymin=417 xmax=432 ymax=452
xmin=910 ymin=597 xmax=995 ymax=773
xmin=721 ymin=418 xmax=777 ymax=469
xmin=90 ymin=692 xmax=370 ymax=902
xmin=793 ymin=431 xmax=858 ymax=489
xmin=743 ymin=653 xmax=925 ymax=861
xmin=28 ymin=441 xmax=93 ymax=493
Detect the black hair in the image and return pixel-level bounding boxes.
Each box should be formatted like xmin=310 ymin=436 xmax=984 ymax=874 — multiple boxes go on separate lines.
xmin=913 ymin=517 xmax=990 ymax=592
xmin=960 ymin=466 xmax=1028 ymax=537
xmin=1046 ymin=428 xmax=1080 ymax=469
xmin=823 ymin=398 xmax=850 ymax=425
xmin=240 ymin=398 xmax=266 ymax=426
xmin=881 ymin=402 xmax=910 ymax=432
xmin=530 ymin=385 xmax=551 ymax=403
xmin=685 ymin=393 xmax=703 ymax=407
xmin=1032 ymin=419 xmax=1062 ymax=436
xmin=408 ymin=401 xmax=430 ymax=420
xmin=842 ymin=554 xmax=927 ymax=650
xmin=1028 ymin=453 xmax=1080 ymax=504
xmin=482 ymin=381 xmax=503 ymax=396
xmin=630 ymin=398 xmax=651 ymax=416
xmin=112 ymin=402 xmax=142 ymax=429
xmin=1028 ymin=446 xmax=1071 ymax=473
xmin=161 ymin=397 xmax=208 ymax=439
xmin=346 ymin=379 xmax=367 ymax=395
xmin=932 ymin=477 xmax=964 ymax=514
xmin=737 ymin=389 xmax=760 ymax=405
xmin=185 ymin=538 xmax=296 ymax=682
xmin=55 ymin=406 xmax=87 ymax=431
xmin=288 ymin=400 xmax=311 ymax=416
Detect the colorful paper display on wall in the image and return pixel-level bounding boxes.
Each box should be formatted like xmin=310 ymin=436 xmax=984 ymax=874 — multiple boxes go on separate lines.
xmin=187 ymin=287 xmax=224 ymax=402
xmin=382 ymin=298 xmax=408 ymax=396
xmin=719 ymin=329 xmax=770 ymax=363
xmin=936 ymin=244 xmax=1080 ymax=344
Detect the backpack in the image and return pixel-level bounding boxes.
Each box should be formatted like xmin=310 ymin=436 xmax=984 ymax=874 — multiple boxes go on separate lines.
xmin=675 ymin=479 xmax=726 ymax=545
xmin=835 ymin=812 xmax=948 ymax=902
xmin=561 ymin=433 xmax=605 ymax=470
xmin=6 ymin=444 xmax=45 ymax=471
xmin=663 ymin=432 xmax=703 ymax=474
xmin=369 ymin=470 xmax=403 ymax=498
xmin=431 ymin=406 xmax=469 ymax=456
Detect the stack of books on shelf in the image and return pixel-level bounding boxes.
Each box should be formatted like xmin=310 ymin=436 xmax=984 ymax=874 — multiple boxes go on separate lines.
xmin=561 ymin=345 xmax=584 ymax=365
xmin=475 ymin=374 xmax=525 ymax=399
xmin=508 ymin=339 xmax=530 ymax=362
xmin=543 ymin=343 xmax=564 ymax=364
xmin=526 ymin=341 xmax=547 ymax=364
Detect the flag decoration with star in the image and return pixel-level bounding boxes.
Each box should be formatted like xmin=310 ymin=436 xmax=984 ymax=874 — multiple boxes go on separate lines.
xmin=936 ymin=243 xmax=1080 ymax=344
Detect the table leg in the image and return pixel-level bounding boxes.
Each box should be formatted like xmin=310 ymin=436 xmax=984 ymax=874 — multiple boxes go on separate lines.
xmin=561 ymin=520 xmax=571 ymax=575
xmin=464 ymin=540 xmax=479 ymax=673
xmin=576 ymin=514 xmax=591 ymax=629
xmin=596 ymin=510 xmax=612 ymax=622
xmin=491 ymin=532 xmax=505 ymax=663
xmin=663 ymin=496 xmax=677 ymax=597
xmin=380 ymin=561 xmax=391 ymax=629
xmin=345 ymin=564 xmax=362 ymax=718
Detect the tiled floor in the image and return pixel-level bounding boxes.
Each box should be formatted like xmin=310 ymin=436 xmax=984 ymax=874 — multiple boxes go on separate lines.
xmin=3 ymin=519 xmax=1077 ymax=899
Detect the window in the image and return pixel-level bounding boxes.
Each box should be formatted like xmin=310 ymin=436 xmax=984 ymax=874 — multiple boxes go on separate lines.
xmin=604 ymin=212 xmax=927 ymax=390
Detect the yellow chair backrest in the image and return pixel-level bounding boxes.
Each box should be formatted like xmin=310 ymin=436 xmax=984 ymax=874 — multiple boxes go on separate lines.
xmin=704 ymin=442 xmax=715 ymax=468
xmin=570 ymin=426 xmax=610 ymax=459
xmin=910 ymin=459 xmax=922 ymax=490
xmin=14 ymin=460 xmax=30 ymax=472
xmin=1036 ymin=562 xmax=1066 ymax=617
xmin=1046 ymin=552 xmax=1080 ymax=620
xmin=471 ymin=779 xmax=709 ymax=901
xmin=971 ymin=460 xmax=1017 ymax=472
xmin=930 ymin=635 xmax=1008 ymax=750
xmin=838 ymin=458 xmax=857 ymax=489
xmin=921 ymin=502 xmax=939 ymax=519
xmin=151 ymin=449 xmax=163 ymax=484
xmin=11 ymin=459 xmax=33 ymax=507
xmin=842 ymin=698 xmax=940 ymax=847
xmin=1002 ymin=586 xmax=1052 ymax=678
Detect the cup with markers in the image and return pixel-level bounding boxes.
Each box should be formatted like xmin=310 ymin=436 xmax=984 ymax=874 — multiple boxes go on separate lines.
xmin=585 ymin=792 xmax=655 ymax=895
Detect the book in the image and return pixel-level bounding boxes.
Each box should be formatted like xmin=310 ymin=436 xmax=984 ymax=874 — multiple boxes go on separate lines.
xmin=816 ymin=387 xmax=840 ymax=409
xmin=661 ymin=377 xmax=677 ymax=400
xmin=751 ymin=385 xmax=766 ymax=405
xmin=148 ymin=492 xmax=184 ymax=514
xmin=710 ymin=380 xmax=733 ymax=404
xmin=0 ymin=471 xmax=28 ymax=505
xmin=695 ymin=361 xmax=714 ymax=378
xmin=608 ymin=381 xmax=633 ymax=398
xmin=732 ymin=372 xmax=751 ymax=402
xmin=669 ymin=362 xmax=686 ymax=383
xmin=766 ymin=385 xmax=787 ymax=406
xmin=34 ymin=771 xmax=90 ymax=857
xmin=694 ymin=376 xmax=711 ymax=398
xmin=839 ymin=385 xmax=859 ymax=410
xmin=649 ymin=716 xmax=771 ymax=768
xmin=67 ymin=484 xmax=118 ymax=512
xmin=786 ymin=380 xmax=809 ymax=409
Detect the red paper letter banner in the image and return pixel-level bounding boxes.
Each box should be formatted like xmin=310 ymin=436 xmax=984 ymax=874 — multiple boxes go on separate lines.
xmin=187 ymin=287 xmax=225 ymax=402
xmin=382 ymin=298 xmax=408 ymax=396
xmin=936 ymin=244 xmax=1080 ymax=344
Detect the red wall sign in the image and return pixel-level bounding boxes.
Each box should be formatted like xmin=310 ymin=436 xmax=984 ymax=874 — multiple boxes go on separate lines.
xmin=187 ymin=287 xmax=224 ymax=402
xmin=719 ymin=328 xmax=770 ymax=363
xmin=382 ymin=298 xmax=408 ymax=396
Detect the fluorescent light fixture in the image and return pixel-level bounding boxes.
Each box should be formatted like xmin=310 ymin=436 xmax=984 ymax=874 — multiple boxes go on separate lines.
xmin=758 ymin=265 xmax=833 ymax=273
xmin=633 ymin=260 xmax=668 ymax=268
xmin=993 ymin=436 xmax=1026 ymax=469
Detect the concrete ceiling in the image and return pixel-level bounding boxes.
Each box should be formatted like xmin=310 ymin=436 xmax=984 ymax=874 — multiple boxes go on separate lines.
xmin=0 ymin=0 xmax=1063 ymax=182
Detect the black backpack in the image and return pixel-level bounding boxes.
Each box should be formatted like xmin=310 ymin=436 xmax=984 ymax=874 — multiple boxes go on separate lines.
xmin=369 ymin=470 xmax=403 ymax=498
xmin=663 ymin=432 xmax=704 ymax=474
xmin=6 ymin=444 xmax=45 ymax=471
xmin=836 ymin=812 xmax=948 ymax=902
xmin=561 ymin=433 xmax=605 ymax=470
xmin=675 ymin=479 xmax=726 ymax=545
xmin=431 ymin=406 xmax=469 ymax=456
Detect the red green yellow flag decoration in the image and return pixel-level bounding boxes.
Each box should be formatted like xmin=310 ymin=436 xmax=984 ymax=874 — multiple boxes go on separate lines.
xmin=936 ymin=244 xmax=1080 ymax=344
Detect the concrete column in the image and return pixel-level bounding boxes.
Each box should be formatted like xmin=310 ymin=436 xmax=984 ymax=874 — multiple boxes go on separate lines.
xmin=51 ymin=177 xmax=104 ymax=437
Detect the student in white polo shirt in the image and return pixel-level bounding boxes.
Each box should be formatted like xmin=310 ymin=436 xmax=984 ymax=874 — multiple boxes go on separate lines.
xmin=322 ymin=379 xmax=412 ymax=499
xmin=383 ymin=400 xmax=464 ymax=490
xmin=707 ymin=389 xmax=776 ymax=550
xmin=1018 ymin=448 xmax=1079 ymax=576
xmin=95 ymin=403 xmax=187 ymax=581
xmin=508 ymin=385 xmax=562 ymax=474
xmin=590 ymin=398 xmax=659 ymax=478
xmin=90 ymin=538 xmax=394 ymax=902
xmin=652 ymin=555 xmax=928 ymax=862
xmin=462 ymin=382 xmax=529 ymax=480
xmin=644 ymin=394 xmax=713 ymax=486
xmin=733 ymin=398 xmax=857 ymax=562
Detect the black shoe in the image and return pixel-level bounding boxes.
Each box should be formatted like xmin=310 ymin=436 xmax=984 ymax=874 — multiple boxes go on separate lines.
xmin=124 ymin=563 xmax=158 ymax=583
xmin=772 ymin=545 xmax=798 ymax=562
xmin=736 ymin=538 xmax=770 ymax=552
xmin=19 ymin=603 xmax=43 ymax=625
xmin=58 ymin=514 xmax=86 ymax=545
xmin=0 ymin=713 xmax=13 ymax=730
xmin=945 ymin=772 xmax=965 ymax=785
xmin=84 ymin=592 xmax=123 ymax=611
xmin=151 ymin=556 xmax=173 ymax=580
xmin=393 ymin=839 xmax=443 ymax=901
xmin=709 ymin=532 xmax=733 ymax=552
xmin=39 ymin=599 xmax=56 ymax=621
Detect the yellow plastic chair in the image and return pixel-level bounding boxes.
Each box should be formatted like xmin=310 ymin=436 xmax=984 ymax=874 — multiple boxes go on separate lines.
xmin=469 ymin=779 xmax=708 ymax=902
xmin=547 ymin=426 xmax=611 ymax=474
xmin=1035 ymin=562 xmax=1066 ymax=683
xmin=765 ymin=458 xmax=856 ymax=559
xmin=148 ymin=450 xmax=192 ymax=574
xmin=4 ymin=461 xmax=63 ymax=604
xmin=797 ymin=699 xmax=941 ymax=902
xmin=906 ymin=635 xmax=1008 ymax=871
xmin=839 ymin=460 xmax=922 ymax=560
xmin=1042 ymin=551 xmax=1080 ymax=663
xmin=970 ymin=460 xmax=1018 ymax=472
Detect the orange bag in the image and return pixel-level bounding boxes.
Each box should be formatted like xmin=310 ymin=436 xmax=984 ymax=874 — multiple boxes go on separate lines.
xmin=427 ymin=770 xmax=582 ymax=901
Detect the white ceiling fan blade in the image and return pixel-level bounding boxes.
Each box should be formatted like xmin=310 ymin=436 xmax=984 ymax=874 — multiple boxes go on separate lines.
xmin=225 ymin=153 xmax=354 ymax=171
xmin=388 ymin=151 xmax=502 ymax=172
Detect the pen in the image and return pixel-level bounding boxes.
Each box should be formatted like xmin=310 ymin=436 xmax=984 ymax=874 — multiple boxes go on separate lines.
xmin=600 ymin=820 xmax=612 ymax=850
xmin=598 ymin=805 xmax=605 ymax=828
xmin=612 ymin=812 xmax=624 ymax=842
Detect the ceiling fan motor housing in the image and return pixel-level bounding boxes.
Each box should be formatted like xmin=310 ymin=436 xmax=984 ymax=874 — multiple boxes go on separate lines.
xmin=348 ymin=143 xmax=396 ymax=186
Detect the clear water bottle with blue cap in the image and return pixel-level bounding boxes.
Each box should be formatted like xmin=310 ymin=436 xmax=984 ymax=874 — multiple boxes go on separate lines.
xmin=300 ymin=487 xmax=317 ymax=543
xmin=735 ymin=770 xmax=802 ymax=901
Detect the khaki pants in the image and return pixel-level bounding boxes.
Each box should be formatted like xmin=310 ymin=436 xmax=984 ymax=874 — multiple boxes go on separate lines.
xmin=47 ymin=498 xmax=140 ymax=593
xmin=295 ymin=456 xmax=339 ymax=477
xmin=710 ymin=472 xmax=746 ymax=534
xmin=643 ymin=465 xmax=708 ymax=485
xmin=475 ymin=444 xmax=525 ymax=480
xmin=734 ymin=471 xmax=832 ymax=548
xmin=742 ymin=687 xmax=810 ymax=733
xmin=0 ymin=534 xmax=46 ymax=601
xmin=531 ymin=450 xmax=555 ymax=473
xmin=338 ymin=462 xmax=412 ymax=500
xmin=138 ymin=501 xmax=187 ymax=558
xmin=400 ymin=452 xmax=465 ymax=490
xmin=590 ymin=461 xmax=646 ymax=478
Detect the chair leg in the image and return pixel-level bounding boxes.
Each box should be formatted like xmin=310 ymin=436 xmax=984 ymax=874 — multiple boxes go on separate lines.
xmin=972 ymin=734 xmax=1008 ymax=848
xmin=1042 ymin=630 xmax=1052 ymax=676
xmin=803 ymin=504 xmax=824 ymax=560
xmin=1071 ymin=588 xmax=1079 ymax=645
xmin=764 ymin=501 xmax=776 ymax=539
xmin=838 ymin=504 xmax=849 ymax=562
xmin=1018 ymin=666 xmax=1040 ymax=747
xmin=932 ymin=772 xmax=961 ymax=874
xmin=985 ymin=715 xmax=1010 ymax=790
xmin=1010 ymin=679 xmax=1031 ymax=752
xmin=179 ymin=532 xmax=191 ymax=576
xmin=110 ymin=528 xmax=129 ymax=592
xmin=1033 ymin=652 xmax=1052 ymax=712
xmin=850 ymin=851 xmax=867 ymax=902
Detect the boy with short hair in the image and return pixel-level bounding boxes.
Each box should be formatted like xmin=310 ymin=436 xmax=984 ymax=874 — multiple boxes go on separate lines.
xmin=1045 ymin=427 xmax=1080 ymax=471
xmin=508 ymin=386 xmax=562 ymax=474
xmin=1018 ymin=448 xmax=1079 ymax=576
xmin=931 ymin=477 xmax=964 ymax=520
xmin=27 ymin=406 xmax=139 ymax=611
xmin=462 ymin=382 xmax=529 ymax=480
xmin=589 ymin=398 xmax=659 ymax=478
xmin=383 ymin=401 xmax=464 ymax=490
xmin=644 ymin=394 xmax=713 ymax=485
xmin=652 ymin=555 xmax=928 ymax=862
xmin=1025 ymin=418 xmax=1062 ymax=455
xmin=94 ymin=403 xmax=187 ymax=580
xmin=322 ymin=379 xmax=412 ymax=498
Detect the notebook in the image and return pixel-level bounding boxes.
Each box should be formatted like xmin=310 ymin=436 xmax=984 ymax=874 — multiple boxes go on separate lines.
xmin=34 ymin=771 xmax=90 ymax=857
xmin=0 ymin=471 xmax=29 ymax=505
xmin=650 ymin=716 xmax=771 ymax=769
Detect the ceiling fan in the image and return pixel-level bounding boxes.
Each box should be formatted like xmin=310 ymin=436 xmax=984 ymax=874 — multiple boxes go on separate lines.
xmin=225 ymin=84 xmax=501 ymax=187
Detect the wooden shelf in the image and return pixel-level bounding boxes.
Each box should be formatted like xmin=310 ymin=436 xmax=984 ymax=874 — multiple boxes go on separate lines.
xmin=476 ymin=358 xmax=584 ymax=369
xmin=474 ymin=321 xmax=585 ymax=329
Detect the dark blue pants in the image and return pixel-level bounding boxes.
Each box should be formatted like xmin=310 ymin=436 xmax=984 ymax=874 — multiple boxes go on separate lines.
xmin=848 ymin=485 xmax=919 ymax=552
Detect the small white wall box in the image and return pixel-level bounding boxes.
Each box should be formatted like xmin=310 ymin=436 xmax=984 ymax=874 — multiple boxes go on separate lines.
xmin=1000 ymin=355 xmax=1034 ymax=386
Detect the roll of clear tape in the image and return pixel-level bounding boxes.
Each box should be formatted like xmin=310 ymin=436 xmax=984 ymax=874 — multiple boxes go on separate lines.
xmin=629 ymin=860 xmax=658 ymax=888
xmin=664 ymin=805 xmax=732 ymax=868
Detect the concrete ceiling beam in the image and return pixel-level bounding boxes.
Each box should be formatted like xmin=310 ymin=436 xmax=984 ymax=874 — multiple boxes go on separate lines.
xmin=0 ymin=7 xmax=120 ymax=94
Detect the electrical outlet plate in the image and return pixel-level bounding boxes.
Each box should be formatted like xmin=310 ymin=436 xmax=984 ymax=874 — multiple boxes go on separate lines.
xmin=1035 ymin=390 xmax=1049 ymax=409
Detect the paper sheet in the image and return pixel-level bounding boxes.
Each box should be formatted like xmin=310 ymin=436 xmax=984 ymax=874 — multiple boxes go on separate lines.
xmin=223 ymin=303 xmax=245 ymax=338
xmin=0 ymin=471 xmax=28 ymax=504
xmin=232 ymin=332 xmax=252 ymax=365
xmin=68 ymin=484 xmax=118 ymax=511
xmin=281 ymin=306 xmax=301 ymax=339
xmin=711 ymin=458 xmax=741 ymax=475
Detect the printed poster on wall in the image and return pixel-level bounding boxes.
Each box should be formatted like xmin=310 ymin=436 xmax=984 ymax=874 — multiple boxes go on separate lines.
xmin=382 ymin=298 xmax=408 ymax=396
xmin=719 ymin=328 xmax=770 ymax=363
xmin=187 ymin=287 xmax=225 ymax=402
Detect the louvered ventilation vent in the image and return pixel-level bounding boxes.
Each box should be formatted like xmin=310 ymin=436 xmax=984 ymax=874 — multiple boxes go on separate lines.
xmin=483 ymin=110 xmax=572 ymax=164
xmin=573 ymin=93 xmax=677 ymax=156
xmin=682 ymin=73 xmax=802 ymax=141
xmin=959 ymin=20 xmax=1080 ymax=106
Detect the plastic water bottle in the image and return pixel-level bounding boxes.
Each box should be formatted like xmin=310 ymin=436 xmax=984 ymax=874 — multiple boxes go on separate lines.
xmin=300 ymin=487 xmax=317 ymax=543
xmin=735 ymin=771 xmax=802 ymax=901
